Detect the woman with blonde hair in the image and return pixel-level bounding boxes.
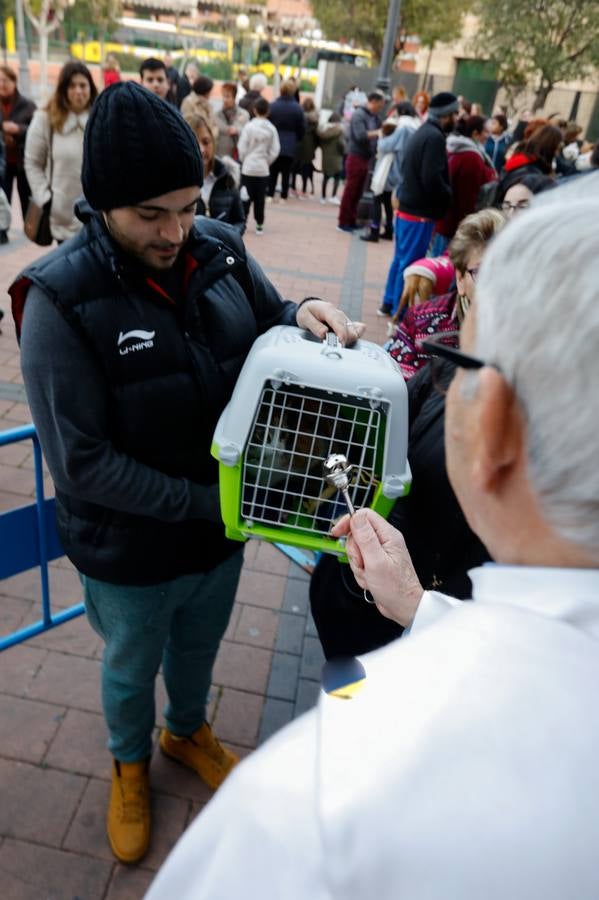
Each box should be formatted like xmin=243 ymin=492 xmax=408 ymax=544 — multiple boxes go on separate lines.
xmin=387 ymin=207 xmax=505 ymax=379
xmin=25 ymin=61 xmax=97 ymax=242
xmin=184 ymin=112 xmax=245 ymax=234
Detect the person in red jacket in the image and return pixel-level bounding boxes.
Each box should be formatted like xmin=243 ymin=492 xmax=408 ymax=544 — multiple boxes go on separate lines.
xmin=431 ymin=115 xmax=496 ymax=257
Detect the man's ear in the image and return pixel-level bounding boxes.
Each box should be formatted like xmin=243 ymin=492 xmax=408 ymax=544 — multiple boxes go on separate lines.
xmin=471 ymin=367 xmax=524 ymax=493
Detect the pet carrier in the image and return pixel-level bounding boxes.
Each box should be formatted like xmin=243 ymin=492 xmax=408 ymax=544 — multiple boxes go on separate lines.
xmin=211 ymin=326 xmax=411 ymax=557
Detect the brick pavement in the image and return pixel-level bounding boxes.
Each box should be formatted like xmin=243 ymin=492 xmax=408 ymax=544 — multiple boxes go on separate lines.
xmin=0 ymin=188 xmax=394 ymax=897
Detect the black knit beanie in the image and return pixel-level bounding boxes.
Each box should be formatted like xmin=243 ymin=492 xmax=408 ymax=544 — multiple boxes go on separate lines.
xmin=82 ymin=82 xmax=203 ymax=211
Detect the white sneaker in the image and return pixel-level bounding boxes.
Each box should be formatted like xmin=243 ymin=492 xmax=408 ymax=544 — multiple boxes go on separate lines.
xmin=256 ymin=225 xmax=264 ymax=235
xmin=319 ymin=198 xmax=327 ymax=205
xmin=266 ymin=196 xmax=273 ymax=205
xmin=328 ymin=197 xmax=341 ymax=206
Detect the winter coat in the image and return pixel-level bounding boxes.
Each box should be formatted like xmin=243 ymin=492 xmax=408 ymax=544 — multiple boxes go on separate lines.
xmin=215 ymin=104 xmax=249 ymax=158
xmin=498 ymin=152 xmax=550 ymax=197
xmin=268 ymin=95 xmax=305 ymax=159
xmin=10 ymin=211 xmax=298 ymax=585
xmin=197 ymin=156 xmax=245 ymax=235
xmin=238 ymin=116 xmax=280 ymax=177
xmin=25 ymin=108 xmax=89 ymax=242
xmin=484 ymin=132 xmax=511 ymax=172
xmin=180 ymin=92 xmax=218 ymax=136
xmin=398 ymin=118 xmax=452 ymax=220
xmin=317 ymin=121 xmax=345 ymax=177
xmin=386 ymin=291 xmax=459 ymax=379
xmin=436 ymin=134 xmax=497 ymax=239
xmin=0 ymin=133 xmax=5 ymax=184
xmin=0 ymin=88 xmax=36 ymax=169
xmin=295 ymin=109 xmax=319 ymax=166
xmin=347 ymin=105 xmax=382 ymax=159
xmin=376 ymin=115 xmax=419 ymax=190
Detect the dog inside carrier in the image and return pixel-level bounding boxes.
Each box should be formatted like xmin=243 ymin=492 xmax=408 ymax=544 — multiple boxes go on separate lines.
xmin=211 ymin=326 xmax=411 ymax=556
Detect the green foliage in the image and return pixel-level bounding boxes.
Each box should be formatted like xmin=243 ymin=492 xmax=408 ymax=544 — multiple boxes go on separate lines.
xmin=473 ymin=0 xmax=599 ymax=108
xmin=402 ymin=0 xmax=469 ymax=50
xmin=310 ymin=0 xmax=468 ymax=58
xmin=63 ymin=0 xmax=122 ymax=40
xmin=0 ymin=0 xmax=14 ymax=24
xmin=310 ymin=0 xmax=389 ymax=58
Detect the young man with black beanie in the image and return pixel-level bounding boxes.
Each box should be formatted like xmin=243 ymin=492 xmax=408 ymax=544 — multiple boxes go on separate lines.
xmin=9 ymin=82 xmax=358 ymax=865
xmin=379 ymin=91 xmax=459 ymax=316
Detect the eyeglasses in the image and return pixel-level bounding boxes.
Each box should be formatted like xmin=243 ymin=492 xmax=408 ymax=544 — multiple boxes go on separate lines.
xmin=420 ymin=331 xmax=488 ymax=395
xmin=500 ymin=200 xmax=530 ymax=212
xmin=465 ymin=266 xmax=480 ymax=282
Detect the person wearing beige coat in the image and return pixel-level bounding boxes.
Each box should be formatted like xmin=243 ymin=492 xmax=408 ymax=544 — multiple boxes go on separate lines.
xmin=24 ymin=61 xmax=97 ymax=243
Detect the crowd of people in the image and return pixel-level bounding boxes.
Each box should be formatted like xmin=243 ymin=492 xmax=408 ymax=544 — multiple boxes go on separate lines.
xmin=2 ymin=50 xmax=599 ymax=899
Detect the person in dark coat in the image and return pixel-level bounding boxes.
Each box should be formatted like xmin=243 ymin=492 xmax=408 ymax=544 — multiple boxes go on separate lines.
xmin=184 ymin=112 xmax=245 ymax=234
xmin=500 ymin=124 xmax=561 ymax=195
xmin=432 ymin=115 xmax=497 ymax=255
xmin=484 ymin=113 xmax=512 ymax=172
xmin=9 ymin=81 xmax=358 ymax=867
xmin=238 ymin=72 xmax=267 ymax=118
xmin=0 ymin=64 xmax=36 ymax=220
xmin=292 ymin=97 xmax=319 ymax=196
xmin=337 ymin=90 xmax=385 ymax=232
xmin=267 ymin=79 xmax=305 ymax=200
xmin=310 ymin=357 xmax=492 ymax=659
xmin=379 ymin=91 xmax=459 ymax=316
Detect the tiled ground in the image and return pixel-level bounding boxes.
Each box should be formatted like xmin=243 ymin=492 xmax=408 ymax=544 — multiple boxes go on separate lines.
xmin=0 ymin=183 xmax=394 ymax=897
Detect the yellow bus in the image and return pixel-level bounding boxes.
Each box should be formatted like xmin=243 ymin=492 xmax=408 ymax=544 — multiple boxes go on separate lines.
xmin=70 ymin=17 xmax=232 ymax=66
xmin=246 ymin=34 xmax=372 ymax=86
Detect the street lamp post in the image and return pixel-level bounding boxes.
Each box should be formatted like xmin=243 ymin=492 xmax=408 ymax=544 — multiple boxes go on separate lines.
xmin=376 ymin=0 xmax=401 ymax=95
xmin=14 ymin=0 xmax=31 ymax=95
xmin=236 ymin=13 xmax=250 ymax=69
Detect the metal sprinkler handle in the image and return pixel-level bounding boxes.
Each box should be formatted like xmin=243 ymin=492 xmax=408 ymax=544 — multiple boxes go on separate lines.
xmin=323 ymin=453 xmax=356 ymax=516
xmin=323 ymin=453 xmax=376 ymax=605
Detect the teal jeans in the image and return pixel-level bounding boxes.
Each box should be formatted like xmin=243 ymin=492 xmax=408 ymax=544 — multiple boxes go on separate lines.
xmin=81 ymin=550 xmax=244 ymax=763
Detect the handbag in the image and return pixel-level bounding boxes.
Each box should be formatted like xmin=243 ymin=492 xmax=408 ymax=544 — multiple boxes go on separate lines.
xmin=370 ymin=152 xmax=394 ymax=197
xmin=24 ymin=123 xmax=53 ymax=246
xmin=24 ymin=197 xmax=53 ymax=246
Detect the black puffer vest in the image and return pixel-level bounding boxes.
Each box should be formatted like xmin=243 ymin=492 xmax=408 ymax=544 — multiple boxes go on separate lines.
xmin=11 ymin=212 xmax=296 ymax=584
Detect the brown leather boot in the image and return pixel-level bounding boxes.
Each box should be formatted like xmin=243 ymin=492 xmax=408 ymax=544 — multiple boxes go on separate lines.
xmin=107 ymin=758 xmax=151 ymax=864
xmin=160 ymin=722 xmax=239 ymax=790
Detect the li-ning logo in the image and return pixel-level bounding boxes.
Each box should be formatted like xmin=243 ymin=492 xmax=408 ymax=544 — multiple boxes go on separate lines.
xmin=118 ymin=329 xmax=156 ymax=356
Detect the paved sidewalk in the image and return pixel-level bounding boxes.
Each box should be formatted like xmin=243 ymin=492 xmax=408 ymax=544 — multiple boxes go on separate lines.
xmin=0 ymin=191 xmax=394 ymax=898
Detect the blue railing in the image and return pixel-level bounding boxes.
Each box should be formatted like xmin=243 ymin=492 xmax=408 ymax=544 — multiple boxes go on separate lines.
xmin=0 ymin=424 xmax=84 ymax=651
xmin=0 ymin=424 xmax=316 ymax=652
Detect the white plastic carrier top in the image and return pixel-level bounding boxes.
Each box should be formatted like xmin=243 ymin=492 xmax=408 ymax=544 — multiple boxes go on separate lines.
xmin=212 ymin=326 xmax=411 ymax=501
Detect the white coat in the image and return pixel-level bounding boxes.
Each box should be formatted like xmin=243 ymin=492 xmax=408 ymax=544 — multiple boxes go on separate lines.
xmin=25 ymin=108 xmax=89 ymax=242
xmin=145 ymin=565 xmax=599 ymax=900
xmin=237 ymin=117 xmax=280 ymax=178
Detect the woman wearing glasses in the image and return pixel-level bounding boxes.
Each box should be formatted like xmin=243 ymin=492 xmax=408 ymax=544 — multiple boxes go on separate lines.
xmin=310 ymin=209 xmax=505 ymax=659
xmin=496 ymin=172 xmax=555 ymax=218
xmin=387 ymin=209 xmax=505 ymax=379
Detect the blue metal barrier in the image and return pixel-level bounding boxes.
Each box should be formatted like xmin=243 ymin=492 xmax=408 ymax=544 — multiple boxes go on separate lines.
xmin=0 ymin=424 xmax=84 ymax=652
xmin=0 ymin=425 xmax=314 ymax=652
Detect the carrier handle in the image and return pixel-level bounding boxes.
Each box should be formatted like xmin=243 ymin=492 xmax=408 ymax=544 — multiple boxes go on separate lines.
xmin=321 ymin=331 xmax=343 ymax=359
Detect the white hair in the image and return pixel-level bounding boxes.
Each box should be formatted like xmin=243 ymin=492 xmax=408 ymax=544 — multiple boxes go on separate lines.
xmin=249 ymin=73 xmax=267 ymax=92
xmin=475 ymin=173 xmax=599 ymax=560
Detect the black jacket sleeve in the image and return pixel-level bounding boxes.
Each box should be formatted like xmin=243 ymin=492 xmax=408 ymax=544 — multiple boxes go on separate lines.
xmin=245 ymin=250 xmax=298 ymax=333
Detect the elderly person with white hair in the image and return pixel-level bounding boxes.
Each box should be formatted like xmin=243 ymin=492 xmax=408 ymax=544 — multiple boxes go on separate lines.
xmin=238 ymin=72 xmax=268 ymax=118
xmin=145 ymin=176 xmax=599 ymax=900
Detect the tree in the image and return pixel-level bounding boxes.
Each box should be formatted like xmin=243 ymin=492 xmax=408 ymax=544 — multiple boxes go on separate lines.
xmin=474 ymin=0 xmax=599 ymax=111
xmin=63 ymin=0 xmax=121 ymax=62
xmin=310 ymin=0 xmax=468 ymax=63
xmin=23 ymin=0 xmax=74 ymax=101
